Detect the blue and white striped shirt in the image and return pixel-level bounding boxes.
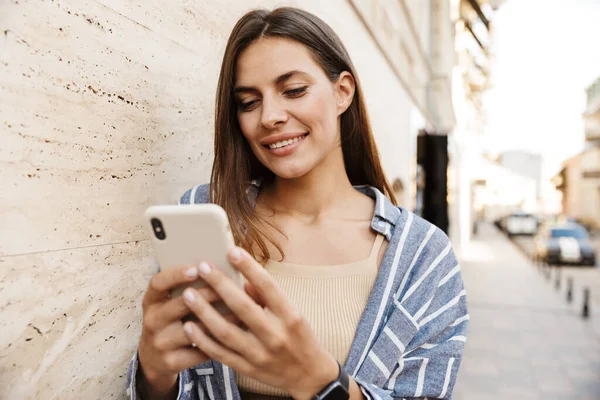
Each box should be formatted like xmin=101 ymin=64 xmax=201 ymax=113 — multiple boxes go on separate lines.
xmin=127 ymin=184 xmax=469 ymax=399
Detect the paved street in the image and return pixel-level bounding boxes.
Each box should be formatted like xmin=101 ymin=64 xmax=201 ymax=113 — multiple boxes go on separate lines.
xmin=453 ymin=223 xmax=600 ymax=399
xmin=512 ymin=235 xmax=600 ymax=338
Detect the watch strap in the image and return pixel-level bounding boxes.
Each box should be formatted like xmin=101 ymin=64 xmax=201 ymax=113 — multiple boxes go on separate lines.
xmin=312 ymin=362 xmax=350 ymax=400
xmin=338 ymin=362 xmax=349 ymax=391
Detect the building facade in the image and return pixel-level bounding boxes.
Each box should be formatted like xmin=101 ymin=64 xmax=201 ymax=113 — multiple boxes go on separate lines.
xmin=0 ymin=0 xmax=456 ymax=397
xmin=554 ymin=76 xmax=600 ymax=229
xmin=448 ymin=0 xmax=502 ymax=253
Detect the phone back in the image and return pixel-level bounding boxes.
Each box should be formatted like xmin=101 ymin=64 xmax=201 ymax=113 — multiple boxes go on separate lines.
xmin=144 ymin=204 xmax=243 ymax=298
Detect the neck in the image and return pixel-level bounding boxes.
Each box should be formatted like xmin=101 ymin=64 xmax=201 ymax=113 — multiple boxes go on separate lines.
xmin=261 ymin=147 xmax=358 ymax=218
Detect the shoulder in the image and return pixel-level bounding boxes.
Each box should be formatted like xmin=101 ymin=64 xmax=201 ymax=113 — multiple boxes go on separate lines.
xmin=389 ymin=208 xmax=459 ymax=290
xmin=392 ymin=207 xmax=452 ymax=252
xmin=178 ymin=183 xmax=211 ymax=205
xmin=410 ymin=210 xmax=453 ymax=253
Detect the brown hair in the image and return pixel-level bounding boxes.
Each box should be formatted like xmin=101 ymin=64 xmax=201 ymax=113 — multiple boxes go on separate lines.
xmin=210 ymin=7 xmax=397 ymax=262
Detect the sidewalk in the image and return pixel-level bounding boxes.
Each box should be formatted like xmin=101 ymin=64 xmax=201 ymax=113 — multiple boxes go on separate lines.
xmin=453 ymin=223 xmax=600 ymax=399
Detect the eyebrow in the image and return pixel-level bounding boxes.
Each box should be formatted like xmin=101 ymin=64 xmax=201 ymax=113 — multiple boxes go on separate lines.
xmin=234 ymin=70 xmax=307 ymax=94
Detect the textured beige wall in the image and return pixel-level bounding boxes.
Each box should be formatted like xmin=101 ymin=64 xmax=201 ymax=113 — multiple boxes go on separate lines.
xmin=0 ymin=0 xmax=412 ymax=398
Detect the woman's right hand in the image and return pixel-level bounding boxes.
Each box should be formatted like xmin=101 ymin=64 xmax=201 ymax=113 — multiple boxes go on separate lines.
xmin=136 ymin=264 xmax=232 ymax=399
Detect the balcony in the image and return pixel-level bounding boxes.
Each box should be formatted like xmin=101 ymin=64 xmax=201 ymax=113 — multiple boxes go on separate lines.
xmin=583 ymin=170 xmax=600 ymax=179
xmin=584 ymin=113 xmax=600 ymax=143
xmin=459 ymin=0 xmax=492 ymax=53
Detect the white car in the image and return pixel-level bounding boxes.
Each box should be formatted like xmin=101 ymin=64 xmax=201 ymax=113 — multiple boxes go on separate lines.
xmin=503 ymin=212 xmax=538 ymax=236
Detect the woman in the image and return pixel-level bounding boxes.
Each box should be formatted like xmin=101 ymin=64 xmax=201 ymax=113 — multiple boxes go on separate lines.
xmin=127 ymin=7 xmax=468 ymax=400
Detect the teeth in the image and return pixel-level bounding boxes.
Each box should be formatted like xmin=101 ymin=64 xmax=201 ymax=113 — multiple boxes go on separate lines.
xmin=268 ymin=135 xmax=305 ymax=149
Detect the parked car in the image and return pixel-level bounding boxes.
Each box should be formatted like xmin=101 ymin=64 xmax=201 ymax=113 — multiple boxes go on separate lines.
xmin=502 ymin=211 xmax=538 ymax=237
xmin=534 ymin=222 xmax=597 ymax=266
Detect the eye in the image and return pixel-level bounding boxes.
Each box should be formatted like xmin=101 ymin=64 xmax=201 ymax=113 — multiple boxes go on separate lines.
xmin=284 ymin=86 xmax=308 ymax=98
xmin=238 ymin=100 xmax=260 ymax=112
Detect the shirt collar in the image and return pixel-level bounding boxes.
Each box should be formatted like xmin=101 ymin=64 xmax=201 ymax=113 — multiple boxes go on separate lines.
xmin=354 ymin=185 xmax=401 ymax=240
xmin=249 ymin=181 xmax=400 ymax=240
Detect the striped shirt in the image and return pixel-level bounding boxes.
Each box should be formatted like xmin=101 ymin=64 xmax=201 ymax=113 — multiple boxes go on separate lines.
xmin=126 ymin=184 xmax=469 ymax=400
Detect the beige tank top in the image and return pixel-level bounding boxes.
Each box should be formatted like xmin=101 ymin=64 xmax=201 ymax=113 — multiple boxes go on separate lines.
xmin=235 ymin=234 xmax=385 ymax=399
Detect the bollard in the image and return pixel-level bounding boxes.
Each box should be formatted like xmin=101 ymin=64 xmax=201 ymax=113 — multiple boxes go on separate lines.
xmin=554 ymin=267 xmax=561 ymax=290
xmin=566 ymin=277 xmax=573 ymax=303
xmin=582 ymin=288 xmax=590 ymax=319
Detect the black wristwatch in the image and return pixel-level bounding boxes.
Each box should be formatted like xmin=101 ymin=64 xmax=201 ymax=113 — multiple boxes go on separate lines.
xmin=312 ymin=362 xmax=350 ymax=400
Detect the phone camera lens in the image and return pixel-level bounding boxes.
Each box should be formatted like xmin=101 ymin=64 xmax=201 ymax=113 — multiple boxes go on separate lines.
xmin=151 ymin=218 xmax=166 ymax=240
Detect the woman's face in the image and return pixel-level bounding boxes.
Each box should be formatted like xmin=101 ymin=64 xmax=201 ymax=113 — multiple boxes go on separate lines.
xmin=234 ymin=38 xmax=354 ymax=179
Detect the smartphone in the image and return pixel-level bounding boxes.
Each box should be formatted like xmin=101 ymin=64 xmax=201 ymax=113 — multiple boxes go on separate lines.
xmin=144 ymin=204 xmax=243 ymax=314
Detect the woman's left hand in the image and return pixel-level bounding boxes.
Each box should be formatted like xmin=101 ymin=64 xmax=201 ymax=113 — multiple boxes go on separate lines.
xmin=181 ymin=247 xmax=339 ymax=400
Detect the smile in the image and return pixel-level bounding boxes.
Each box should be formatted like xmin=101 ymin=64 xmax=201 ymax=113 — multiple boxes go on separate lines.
xmin=266 ymin=133 xmax=308 ymax=149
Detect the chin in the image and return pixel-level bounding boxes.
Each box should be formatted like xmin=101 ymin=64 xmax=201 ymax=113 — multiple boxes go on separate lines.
xmin=271 ymin=168 xmax=310 ymax=180
xmin=268 ymin=162 xmax=313 ymax=180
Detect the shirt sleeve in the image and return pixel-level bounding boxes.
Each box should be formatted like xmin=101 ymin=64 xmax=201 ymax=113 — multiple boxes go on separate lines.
xmin=125 ymin=351 xmax=199 ymax=400
xmin=355 ymin=230 xmax=469 ymax=399
xmin=179 ymin=184 xmax=210 ymax=205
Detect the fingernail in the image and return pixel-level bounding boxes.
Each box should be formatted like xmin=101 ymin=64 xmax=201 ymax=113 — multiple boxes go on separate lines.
xmin=184 ymin=322 xmax=194 ymax=335
xmin=183 ymin=289 xmax=196 ymax=303
xmin=184 ymin=266 xmax=198 ymax=279
xmin=198 ymin=262 xmax=211 ymax=275
xmin=230 ymin=247 xmax=242 ymax=262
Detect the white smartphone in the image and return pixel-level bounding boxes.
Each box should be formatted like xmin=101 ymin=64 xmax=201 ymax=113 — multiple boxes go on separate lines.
xmin=144 ymin=204 xmax=244 ymax=314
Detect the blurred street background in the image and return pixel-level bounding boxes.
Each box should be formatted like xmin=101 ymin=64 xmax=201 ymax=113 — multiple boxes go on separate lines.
xmin=1 ymin=0 xmax=600 ymax=398
xmin=447 ymin=0 xmax=600 ymax=398
xmin=453 ymin=222 xmax=599 ymax=399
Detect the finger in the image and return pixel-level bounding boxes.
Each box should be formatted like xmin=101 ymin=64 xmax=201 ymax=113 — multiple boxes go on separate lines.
xmin=143 ymin=265 xmax=201 ymax=307
xmin=227 ymin=247 xmax=290 ymax=318
xmin=197 ymin=286 xmax=221 ymax=303
xmin=153 ymin=316 xmax=241 ymax=352
xmin=184 ymin=312 xmax=243 ymax=335
xmin=152 ymin=321 xmax=193 ymax=352
xmin=162 ymin=347 xmax=210 ymax=374
xmin=147 ymin=297 xmax=190 ymax=331
xmin=182 ymin=287 xmax=259 ymax=356
xmin=196 ymin=261 xmax=273 ymax=339
xmin=183 ymin=321 xmax=253 ymax=375
xmin=151 ymin=287 xmax=222 ymax=328
xmin=245 ymin=282 xmax=266 ymax=307
xmin=223 ymin=312 xmax=243 ymax=327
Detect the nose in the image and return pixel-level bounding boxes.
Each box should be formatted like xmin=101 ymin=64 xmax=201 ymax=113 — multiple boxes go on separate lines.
xmin=260 ymin=96 xmax=288 ymax=129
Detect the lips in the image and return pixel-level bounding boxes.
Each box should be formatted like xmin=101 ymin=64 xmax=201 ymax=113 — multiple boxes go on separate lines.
xmin=266 ymin=133 xmax=308 ymax=149
xmin=261 ymin=132 xmax=309 ymax=148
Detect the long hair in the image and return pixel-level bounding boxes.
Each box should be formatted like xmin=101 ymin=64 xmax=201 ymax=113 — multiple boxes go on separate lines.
xmin=211 ymin=7 xmax=397 ymax=262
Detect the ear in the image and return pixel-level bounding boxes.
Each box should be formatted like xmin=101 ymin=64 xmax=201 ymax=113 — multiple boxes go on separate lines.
xmin=335 ymin=71 xmax=355 ymax=116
